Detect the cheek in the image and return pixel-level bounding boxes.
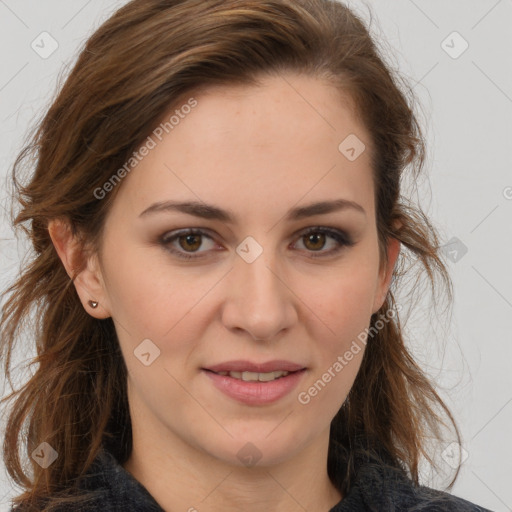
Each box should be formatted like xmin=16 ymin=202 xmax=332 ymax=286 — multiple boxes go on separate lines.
xmin=101 ymin=236 xmax=192 ymax=337
xmin=299 ymin=258 xmax=377 ymax=410
xmin=311 ymin=262 xmax=378 ymax=345
xmin=297 ymin=270 xmax=374 ymax=413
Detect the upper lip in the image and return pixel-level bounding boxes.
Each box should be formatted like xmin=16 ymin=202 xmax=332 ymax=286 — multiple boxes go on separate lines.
xmin=203 ymin=360 xmax=306 ymax=373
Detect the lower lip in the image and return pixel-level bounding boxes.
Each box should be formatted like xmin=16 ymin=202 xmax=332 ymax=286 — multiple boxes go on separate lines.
xmin=202 ymin=369 xmax=307 ymax=405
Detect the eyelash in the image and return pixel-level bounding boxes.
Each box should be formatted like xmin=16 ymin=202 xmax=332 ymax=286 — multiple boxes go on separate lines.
xmin=159 ymin=226 xmax=355 ymax=260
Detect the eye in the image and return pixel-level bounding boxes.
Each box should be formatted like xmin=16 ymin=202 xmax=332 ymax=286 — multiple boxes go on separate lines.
xmin=293 ymin=227 xmax=355 ymax=258
xmin=159 ymin=226 xmax=354 ymax=260
xmin=160 ymin=228 xmax=217 ymax=260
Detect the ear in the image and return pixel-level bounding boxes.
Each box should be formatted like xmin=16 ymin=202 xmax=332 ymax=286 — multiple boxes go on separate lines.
xmin=48 ymin=218 xmax=111 ymax=319
xmin=372 ymin=235 xmax=401 ymax=314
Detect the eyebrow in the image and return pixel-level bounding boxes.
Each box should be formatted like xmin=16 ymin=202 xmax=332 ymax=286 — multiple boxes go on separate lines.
xmin=139 ymin=198 xmax=366 ymax=222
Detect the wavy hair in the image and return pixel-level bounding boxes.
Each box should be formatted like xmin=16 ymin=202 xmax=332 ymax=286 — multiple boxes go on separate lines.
xmin=1 ymin=0 xmax=460 ymax=509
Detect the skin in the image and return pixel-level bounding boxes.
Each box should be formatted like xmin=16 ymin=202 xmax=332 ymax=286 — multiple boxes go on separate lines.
xmin=49 ymin=72 xmax=400 ymax=512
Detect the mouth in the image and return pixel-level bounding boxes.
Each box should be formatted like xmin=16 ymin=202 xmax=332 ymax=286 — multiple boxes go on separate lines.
xmin=203 ymin=368 xmax=304 ymax=382
xmin=203 ymin=360 xmax=306 ymax=374
xmin=201 ymin=360 xmax=308 ymax=405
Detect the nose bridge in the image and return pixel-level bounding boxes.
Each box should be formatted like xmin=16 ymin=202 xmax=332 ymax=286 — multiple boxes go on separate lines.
xmin=236 ymin=233 xmax=282 ymax=302
xmin=224 ymin=233 xmax=294 ymax=338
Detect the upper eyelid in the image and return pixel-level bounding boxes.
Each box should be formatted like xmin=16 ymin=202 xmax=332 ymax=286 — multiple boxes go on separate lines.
xmin=161 ymin=226 xmax=347 ymax=240
xmin=160 ymin=226 xmax=351 ymax=250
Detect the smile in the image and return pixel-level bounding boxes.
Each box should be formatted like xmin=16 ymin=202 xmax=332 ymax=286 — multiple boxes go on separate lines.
xmin=211 ymin=370 xmax=290 ymax=381
xmin=202 ymin=368 xmax=307 ymax=405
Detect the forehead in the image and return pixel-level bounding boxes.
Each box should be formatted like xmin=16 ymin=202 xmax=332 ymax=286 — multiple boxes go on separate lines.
xmin=109 ymin=73 xmax=375 ymax=225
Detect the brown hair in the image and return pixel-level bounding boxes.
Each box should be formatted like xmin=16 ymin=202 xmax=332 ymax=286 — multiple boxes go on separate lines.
xmin=1 ymin=0 xmax=461 ymax=509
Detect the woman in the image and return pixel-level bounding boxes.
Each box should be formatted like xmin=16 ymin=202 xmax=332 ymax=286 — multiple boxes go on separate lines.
xmin=0 ymin=0 xmax=492 ymax=510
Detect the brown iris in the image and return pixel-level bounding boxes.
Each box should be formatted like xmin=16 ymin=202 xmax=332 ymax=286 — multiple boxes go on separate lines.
xmin=303 ymin=232 xmax=326 ymax=251
xmin=178 ymin=234 xmax=202 ymax=252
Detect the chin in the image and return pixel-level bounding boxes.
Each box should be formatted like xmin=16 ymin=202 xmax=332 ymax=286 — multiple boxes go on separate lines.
xmin=203 ymin=431 xmax=306 ymax=469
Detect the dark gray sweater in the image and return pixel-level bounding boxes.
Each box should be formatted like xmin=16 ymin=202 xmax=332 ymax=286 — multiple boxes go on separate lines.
xmin=11 ymin=446 xmax=493 ymax=511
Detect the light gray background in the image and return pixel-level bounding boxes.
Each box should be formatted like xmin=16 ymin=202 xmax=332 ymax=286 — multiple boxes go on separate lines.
xmin=0 ymin=1 xmax=511 ymax=511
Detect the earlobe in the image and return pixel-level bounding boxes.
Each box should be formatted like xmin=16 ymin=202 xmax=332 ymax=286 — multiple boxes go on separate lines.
xmin=48 ymin=219 xmax=111 ymax=319
xmin=372 ymin=236 xmax=401 ymax=314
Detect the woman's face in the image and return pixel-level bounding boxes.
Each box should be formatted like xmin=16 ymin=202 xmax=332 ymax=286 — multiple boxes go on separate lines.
xmin=82 ymin=73 xmax=399 ymax=467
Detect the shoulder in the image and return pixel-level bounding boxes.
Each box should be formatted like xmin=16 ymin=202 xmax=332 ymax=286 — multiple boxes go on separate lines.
xmin=331 ymin=460 xmax=494 ymax=511
xmin=401 ymin=485 xmax=493 ymax=511
xmin=72 ymin=448 xmax=164 ymax=511
xmin=9 ymin=448 xmax=164 ymax=512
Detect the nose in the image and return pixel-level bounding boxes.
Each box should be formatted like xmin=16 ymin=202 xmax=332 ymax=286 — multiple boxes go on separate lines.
xmin=220 ymin=244 xmax=297 ymax=342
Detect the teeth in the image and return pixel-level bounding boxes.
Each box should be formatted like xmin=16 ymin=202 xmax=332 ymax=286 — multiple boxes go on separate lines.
xmin=215 ymin=370 xmax=290 ymax=381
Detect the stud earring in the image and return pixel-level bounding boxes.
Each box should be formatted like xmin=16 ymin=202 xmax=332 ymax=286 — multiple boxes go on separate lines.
xmin=88 ymin=300 xmax=99 ymax=309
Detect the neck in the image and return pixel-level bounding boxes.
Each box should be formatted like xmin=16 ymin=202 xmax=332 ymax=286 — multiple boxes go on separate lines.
xmin=123 ymin=422 xmax=343 ymax=512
